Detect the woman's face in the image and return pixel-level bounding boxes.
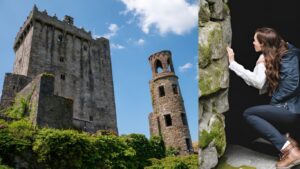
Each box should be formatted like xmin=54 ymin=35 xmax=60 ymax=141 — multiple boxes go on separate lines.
xmin=253 ymin=33 xmax=263 ymax=52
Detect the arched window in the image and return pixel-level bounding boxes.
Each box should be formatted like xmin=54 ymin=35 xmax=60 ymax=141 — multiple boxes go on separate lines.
xmin=167 ymin=58 xmax=171 ymax=72
xmin=155 ymin=60 xmax=163 ymax=73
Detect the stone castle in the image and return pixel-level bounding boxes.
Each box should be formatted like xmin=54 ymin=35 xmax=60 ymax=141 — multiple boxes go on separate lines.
xmin=0 ymin=5 xmax=118 ymax=134
xmin=148 ymin=50 xmax=193 ymax=155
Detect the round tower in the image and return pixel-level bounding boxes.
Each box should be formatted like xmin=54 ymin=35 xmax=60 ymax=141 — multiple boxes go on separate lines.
xmin=148 ymin=50 xmax=193 ymax=155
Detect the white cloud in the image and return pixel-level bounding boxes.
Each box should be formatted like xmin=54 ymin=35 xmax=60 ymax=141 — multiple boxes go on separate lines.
xmin=136 ymin=38 xmax=145 ymax=45
xmin=179 ymin=62 xmax=193 ymax=72
xmin=120 ymin=0 xmax=198 ymax=35
xmin=93 ymin=23 xmax=119 ymax=39
xmin=111 ymin=43 xmax=125 ymax=49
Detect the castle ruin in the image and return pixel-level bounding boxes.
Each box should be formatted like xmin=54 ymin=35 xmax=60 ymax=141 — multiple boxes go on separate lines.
xmin=0 ymin=5 xmax=118 ymax=134
xmin=148 ymin=50 xmax=193 ymax=155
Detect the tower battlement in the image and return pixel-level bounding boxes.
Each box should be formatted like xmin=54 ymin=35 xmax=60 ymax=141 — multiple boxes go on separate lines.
xmin=148 ymin=50 xmax=175 ymax=80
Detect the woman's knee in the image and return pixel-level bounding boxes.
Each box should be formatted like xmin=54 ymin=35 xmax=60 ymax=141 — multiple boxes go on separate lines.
xmin=243 ymin=107 xmax=257 ymax=119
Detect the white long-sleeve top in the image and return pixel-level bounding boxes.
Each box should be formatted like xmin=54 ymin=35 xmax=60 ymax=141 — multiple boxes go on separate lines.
xmin=229 ymin=54 xmax=267 ymax=94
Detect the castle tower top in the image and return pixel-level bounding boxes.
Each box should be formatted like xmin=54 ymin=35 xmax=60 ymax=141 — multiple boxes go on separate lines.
xmin=148 ymin=50 xmax=175 ymax=79
xmin=13 ymin=5 xmax=96 ymax=51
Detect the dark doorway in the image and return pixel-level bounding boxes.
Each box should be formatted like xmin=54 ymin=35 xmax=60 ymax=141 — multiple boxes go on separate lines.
xmin=226 ymin=0 xmax=300 ymax=153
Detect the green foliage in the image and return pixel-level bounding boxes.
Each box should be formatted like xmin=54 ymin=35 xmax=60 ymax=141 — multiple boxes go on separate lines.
xmin=146 ymin=155 xmax=198 ymax=169
xmin=1 ymin=97 xmax=168 ymax=169
xmin=0 ymin=119 xmax=167 ymax=169
xmin=42 ymin=73 xmax=54 ymax=77
xmin=149 ymin=136 xmax=165 ymax=159
xmin=122 ymin=134 xmax=152 ymax=168
xmin=121 ymin=134 xmax=166 ymax=168
xmin=198 ymin=116 xmax=226 ymax=157
xmin=33 ymin=128 xmax=99 ymax=169
xmin=166 ymin=147 xmax=180 ymax=157
xmin=94 ymin=134 xmax=136 ymax=169
xmin=4 ymin=97 xmax=29 ymax=119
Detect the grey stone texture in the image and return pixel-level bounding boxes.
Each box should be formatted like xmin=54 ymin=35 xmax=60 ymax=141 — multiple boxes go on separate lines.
xmin=16 ymin=74 xmax=73 ymax=129
xmin=0 ymin=5 xmax=118 ymax=133
xmin=0 ymin=73 xmax=32 ymax=110
xmin=220 ymin=144 xmax=277 ymax=169
xmin=199 ymin=0 xmax=232 ymax=168
xmin=148 ymin=50 xmax=193 ymax=155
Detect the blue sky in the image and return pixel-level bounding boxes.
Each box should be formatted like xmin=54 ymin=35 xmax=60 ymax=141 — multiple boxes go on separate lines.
xmin=0 ymin=0 xmax=199 ymax=141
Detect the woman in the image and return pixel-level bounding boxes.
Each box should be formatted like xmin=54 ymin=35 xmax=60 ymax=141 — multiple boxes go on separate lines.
xmin=227 ymin=27 xmax=300 ymax=169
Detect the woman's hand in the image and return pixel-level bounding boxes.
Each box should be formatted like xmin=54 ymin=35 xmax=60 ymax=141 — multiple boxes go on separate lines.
xmin=226 ymin=46 xmax=235 ymax=63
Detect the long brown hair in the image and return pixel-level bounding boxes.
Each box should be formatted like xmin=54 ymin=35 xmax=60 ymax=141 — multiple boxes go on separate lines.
xmin=255 ymin=27 xmax=288 ymax=95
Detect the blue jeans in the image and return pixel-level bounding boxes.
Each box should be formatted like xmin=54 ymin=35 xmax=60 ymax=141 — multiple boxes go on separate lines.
xmin=243 ymin=105 xmax=300 ymax=151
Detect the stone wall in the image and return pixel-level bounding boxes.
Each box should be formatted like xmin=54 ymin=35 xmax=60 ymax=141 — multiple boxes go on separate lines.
xmin=16 ymin=74 xmax=73 ymax=129
xmin=149 ymin=51 xmax=193 ymax=155
xmin=0 ymin=73 xmax=32 ymax=110
xmin=199 ymin=0 xmax=232 ymax=168
xmin=12 ymin=6 xmax=118 ymax=134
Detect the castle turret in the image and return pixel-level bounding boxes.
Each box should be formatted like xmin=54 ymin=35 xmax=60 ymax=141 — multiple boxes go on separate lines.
xmin=148 ymin=50 xmax=193 ymax=155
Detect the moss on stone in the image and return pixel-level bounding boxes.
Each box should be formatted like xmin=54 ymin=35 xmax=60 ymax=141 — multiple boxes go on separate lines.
xmin=4 ymin=85 xmax=36 ymax=119
xmin=199 ymin=60 xmax=223 ymax=97
xmin=199 ymin=1 xmax=210 ymax=26
xmin=223 ymin=3 xmax=230 ymax=16
xmin=198 ymin=115 xmax=226 ymax=157
xmin=199 ymin=129 xmax=213 ymax=149
xmin=208 ymin=27 xmax=223 ymax=50
xmin=210 ymin=115 xmax=226 ymax=156
xmin=42 ymin=73 xmax=54 ymax=77
xmin=216 ymin=157 xmax=256 ymax=169
xmin=199 ymin=43 xmax=212 ymax=68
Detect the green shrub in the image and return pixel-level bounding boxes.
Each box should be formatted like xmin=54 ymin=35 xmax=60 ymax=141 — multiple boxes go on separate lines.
xmin=166 ymin=146 xmax=180 ymax=157
xmin=94 ymin=135 xmax=136 ymax=169
xmin=0 ymin=119 xmax=167 ymax=169
xmin=33 ymin=128 xmax=98 ymax=169
xmin=149 ymin=136 xmax=165 ymax=159
xmin=146 ymin=155 xmax=198 ymax=169
xmin=4 ymin=97 xmax=29 ymax=119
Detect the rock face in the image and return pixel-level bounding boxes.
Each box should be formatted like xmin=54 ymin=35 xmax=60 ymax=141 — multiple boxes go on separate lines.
xmin=220 ymin=144 xmax=277 ymax=169
xmin=199 ymin=0 xmax=232 ymax=168
xmin=148 ymin=50 xmax=193 ymax=155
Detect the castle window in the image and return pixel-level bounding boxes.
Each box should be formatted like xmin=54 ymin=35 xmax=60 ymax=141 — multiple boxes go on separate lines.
xmin=164 ymin=114 xmax=172 ymax=126
xmin=185 ymin=138 xmax=192 ymax=151
xmin=167 ymin=58 xmax=171 ymax=72
xmin=172 ymin=84 xmax=178 ymax=95
xmin=59 ymin=57 xmax=65 ymax=62
xmin=155 ymin=60 xmax=163 ymax=73
xmin=181 ymin=113 xmax=187 ymax=125
xmin=57 ymin=34 xmax=63 ymax=42
xmin=60 ymin=74 xmax=65 ymax=80
xmin=89 ymin=116 xmax=93 ymax=121
xmin=158 ymin=86 xmax=165 ymax=97
xmin=83 ymin=45 xmax=87 ymax=51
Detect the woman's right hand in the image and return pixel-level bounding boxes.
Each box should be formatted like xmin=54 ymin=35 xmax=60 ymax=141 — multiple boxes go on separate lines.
xmin=226 ymin=46 xmax=235 ymax=63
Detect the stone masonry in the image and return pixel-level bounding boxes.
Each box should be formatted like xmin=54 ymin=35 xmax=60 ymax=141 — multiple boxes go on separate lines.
xmin=199 ymin=0 xmax=232 ymax=168
xmin=0 ymin=5 xmax=118 ymax=133
xmin=148 ymin=50 xmax=193 ymax=155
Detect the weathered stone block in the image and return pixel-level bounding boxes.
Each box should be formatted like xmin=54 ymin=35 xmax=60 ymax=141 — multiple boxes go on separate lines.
xmin=199 ymin=57 xmax=228 ymax=97
xmin=199 ymin=21 xmax=226 ymax=69
xmin=199 ymin=147 xmax=219 ymax=169
xmin=199 ymin=0 xmax=211 ymax=27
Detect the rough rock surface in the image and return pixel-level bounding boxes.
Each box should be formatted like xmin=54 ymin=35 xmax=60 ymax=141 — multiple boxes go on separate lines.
xmin=199 ymin=0 xmax=232 ymax=168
